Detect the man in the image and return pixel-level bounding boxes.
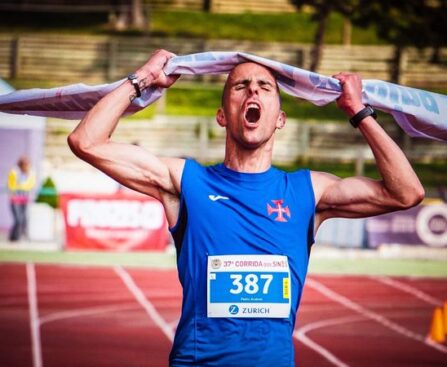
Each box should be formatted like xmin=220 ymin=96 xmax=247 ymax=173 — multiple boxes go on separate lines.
xmin=7 ymin=156 xmax=36 ymax=242
xmin=68 ymin=49 xmax=424 ymax=366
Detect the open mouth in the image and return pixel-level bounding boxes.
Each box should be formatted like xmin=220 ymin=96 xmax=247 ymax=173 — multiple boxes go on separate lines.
xmin=245 ymin=103 xmax=261 ymax=124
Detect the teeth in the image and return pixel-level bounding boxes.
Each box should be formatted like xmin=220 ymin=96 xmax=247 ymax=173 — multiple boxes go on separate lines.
xmin=247 ymin=103 xmax=259 ymax=109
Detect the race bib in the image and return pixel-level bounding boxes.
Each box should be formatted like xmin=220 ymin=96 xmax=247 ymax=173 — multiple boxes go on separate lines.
xmin=207 ymin=254 xmax=291 ymax=318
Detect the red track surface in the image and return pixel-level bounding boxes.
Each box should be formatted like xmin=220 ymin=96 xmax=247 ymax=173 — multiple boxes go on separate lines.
xmin=1 ymin=263 xmax=446 ymax=367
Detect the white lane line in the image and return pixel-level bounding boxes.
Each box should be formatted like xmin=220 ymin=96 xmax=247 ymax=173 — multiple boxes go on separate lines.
xmin=114 ymin=266 xmax=174 ymax=342
xmin=307 ymin=278 xmax=447 ymax=354
xmin=168 ymin=319 xmax=180 ymax=330
xmin=372 ymin=276 xmax=443 ymax=306
xmin=26 ymin=263 xmax=43 ymax=367
xmin=294 ymin=315 xmax=364 ymax=367
xmin=39 ymin=303 xmax=138 ymax=325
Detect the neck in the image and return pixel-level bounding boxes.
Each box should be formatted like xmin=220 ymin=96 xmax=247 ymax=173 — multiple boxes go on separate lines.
xmin=223 ymin=139 xmax=273 ymax=173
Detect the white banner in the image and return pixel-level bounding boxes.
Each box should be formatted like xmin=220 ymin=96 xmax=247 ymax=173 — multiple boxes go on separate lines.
xmin=0 ymin=51 xmax=446 ymax=141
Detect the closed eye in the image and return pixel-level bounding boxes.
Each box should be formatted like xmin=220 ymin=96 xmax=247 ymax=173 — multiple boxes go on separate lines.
xmin=259 ymin=81 xmax=273 ymax=91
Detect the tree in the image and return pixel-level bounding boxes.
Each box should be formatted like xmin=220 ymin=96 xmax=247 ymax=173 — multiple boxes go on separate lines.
xmin=291 ymin=1 xmax=356 ymax=71
xmin=350 ymin=0 xmax=447 ymax=148
xmin=203 ymin=0 xmax=212 ymax=12
xmin=419 ymin=0 xmax=447 ymax=63
xmin=115 ymin=0 xmax=148 ymax=31
xmin=351 ymin=0 xmax=447 ymax=82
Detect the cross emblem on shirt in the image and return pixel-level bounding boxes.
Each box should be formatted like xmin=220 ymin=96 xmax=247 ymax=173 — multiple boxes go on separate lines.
xmin=267 ymin=199 xmax=291 ymax=222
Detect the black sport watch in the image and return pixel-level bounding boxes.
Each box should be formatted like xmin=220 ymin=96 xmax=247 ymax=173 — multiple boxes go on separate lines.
xmin=349 ymin=105 xmax=377 ymax=128
xmin=127 ymin=73 xmax=141 ymax=98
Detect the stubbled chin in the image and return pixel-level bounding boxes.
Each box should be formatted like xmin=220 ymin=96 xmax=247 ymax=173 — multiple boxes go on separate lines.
xmin=237 ymin=129 xmax=271 ymax=149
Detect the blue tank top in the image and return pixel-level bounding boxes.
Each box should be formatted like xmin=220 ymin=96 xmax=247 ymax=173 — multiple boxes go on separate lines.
xmin=169 ymin=160 xmax=315 ymax=367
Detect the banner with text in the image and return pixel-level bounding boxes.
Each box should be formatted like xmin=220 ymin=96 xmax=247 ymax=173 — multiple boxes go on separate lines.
xmin=366 ymin=203 xmax=447 ymax=248
xmin=60 ymin=192 xmax=169 ymax=251
xmin=0 ymin=51 xmax=446 ymax=141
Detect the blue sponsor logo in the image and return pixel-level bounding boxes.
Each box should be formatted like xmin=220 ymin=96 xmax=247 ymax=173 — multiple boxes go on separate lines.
xmin=229 ymin=305 xmax=239 ymax=315
xmin=309 ymin=73 xmax=341 ymax=92
xmin=364 ymin=81 xmax=440 ymax=115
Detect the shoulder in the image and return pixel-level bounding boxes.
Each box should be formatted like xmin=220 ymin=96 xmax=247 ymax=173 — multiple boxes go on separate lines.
xmin=165 ymin=158 xmax=207 ymax=177
xmin=158 ymin=157 xmax=186 ymax=194
xmin=288 ymin=167 xmax=309 ymax=177
xmin=160 ymin=158 xmax=211 ymax=192
xmin=161 ymin=157 xmax=187 ymax=174
xmin=310 ymin=170 xmax=341 ymax=204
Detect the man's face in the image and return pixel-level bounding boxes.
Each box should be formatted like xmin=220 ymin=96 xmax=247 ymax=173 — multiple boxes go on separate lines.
xmin=217 ymin=62 xmax=285 ymax=149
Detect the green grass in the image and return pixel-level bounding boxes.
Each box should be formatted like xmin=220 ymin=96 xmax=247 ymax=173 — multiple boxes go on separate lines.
xmin=410 ymin=162 xmax=447 ymax=191
xmin=308 ymin=258 xmax=447 ymax=277
xmin=1 ymin=249 xmax=446 ymax=277
xmin=281 ymin=94 xmax=346 ymax=121
xmin=126 ymin=103 xmax=157 ymax=120
xmin=167 ymin=85 xmax=223 ymax=116
xmin=151 ymin=11 xmax=316 ymax=42
xmin=7 ymin=79 xmax=69 ymax=90
xmin=0 ymin=10 xmax=382 ymax=45
xmin=150 ymin=11 xmax=382 ymax=44
xmin=427 ymin=87 xmax=447 ymax=95
xmin=276 ymin=160 xmax=447 ymax=189
xmin=0 ymin=250 xmax=176 ymax=269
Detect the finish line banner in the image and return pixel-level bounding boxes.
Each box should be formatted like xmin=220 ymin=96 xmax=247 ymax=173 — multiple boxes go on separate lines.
xmin=0 ymin=51 xmax=446 ymax=141
xmin=60 ymin=193 xmax=169 ymax=251
xmin=366 ymin=203 xmax=447 ymax=248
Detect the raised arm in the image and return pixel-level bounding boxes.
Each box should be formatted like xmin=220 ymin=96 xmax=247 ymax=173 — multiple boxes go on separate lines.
xmin=67 ymin=49 xmax=183 ymax=226
xmin=311 ymin=73 xmax=425 ymax=229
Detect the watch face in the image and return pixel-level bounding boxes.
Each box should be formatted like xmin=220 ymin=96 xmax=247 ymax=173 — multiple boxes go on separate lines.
xmin=128 ymin=73 xmax=137 ymax=80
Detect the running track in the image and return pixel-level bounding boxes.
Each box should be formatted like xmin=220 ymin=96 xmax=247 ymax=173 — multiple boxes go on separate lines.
xmin=1 ymin=263 xmax=446 ymax=367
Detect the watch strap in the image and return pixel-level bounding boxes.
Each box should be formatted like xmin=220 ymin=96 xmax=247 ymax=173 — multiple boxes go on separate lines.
xmin=349 ymin=105 xmax=377 ymax=128
xmin=127 ymin=73 xmax=141 ymax=98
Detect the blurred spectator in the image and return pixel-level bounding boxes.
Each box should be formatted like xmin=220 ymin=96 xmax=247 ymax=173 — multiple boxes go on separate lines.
xmin=7 ymin=156 xmax=36 ymax=241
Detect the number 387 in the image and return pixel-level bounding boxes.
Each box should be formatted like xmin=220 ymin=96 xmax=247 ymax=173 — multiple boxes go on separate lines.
xmin=229 ymin=274 xmax=273 ymax=295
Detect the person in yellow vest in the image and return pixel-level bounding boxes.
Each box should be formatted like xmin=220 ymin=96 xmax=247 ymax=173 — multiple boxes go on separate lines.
xmin=7 ymin=156 xmax=36 ymax=242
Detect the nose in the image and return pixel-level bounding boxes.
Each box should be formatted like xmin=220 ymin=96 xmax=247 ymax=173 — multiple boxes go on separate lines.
xmin=247 ymin=81 xmax=259 ymax=96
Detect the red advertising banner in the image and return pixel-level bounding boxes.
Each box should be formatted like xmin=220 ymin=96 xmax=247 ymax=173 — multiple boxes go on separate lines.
xmin=60 ymin=192 xmax=170 ymax=251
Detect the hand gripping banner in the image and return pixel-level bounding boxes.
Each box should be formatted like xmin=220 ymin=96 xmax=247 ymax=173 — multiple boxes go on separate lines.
xmin=0 ymin=51 xmax=446 ymax=141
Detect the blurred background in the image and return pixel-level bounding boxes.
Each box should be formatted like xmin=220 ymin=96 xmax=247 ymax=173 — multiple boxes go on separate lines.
xmin=0 ymin=2 xmax=447 ymax=367
xmin=0 ymin=0 xmax=446 ymax=254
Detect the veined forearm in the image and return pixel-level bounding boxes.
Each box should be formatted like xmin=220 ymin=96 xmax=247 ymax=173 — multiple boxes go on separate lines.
xmin=70 ymin=80 xmax=142 ymax=149
xmin=69 ymin=49 xmax=178 ymax=154
xmin=359 ymin=117 xmax=424 ymax=206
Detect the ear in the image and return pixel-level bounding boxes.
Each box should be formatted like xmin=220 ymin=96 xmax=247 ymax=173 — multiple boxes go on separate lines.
xmin=216 ymin=107 xmax=226 ymax=127
xmin=276 ymin=110 xmax=286 ymax=130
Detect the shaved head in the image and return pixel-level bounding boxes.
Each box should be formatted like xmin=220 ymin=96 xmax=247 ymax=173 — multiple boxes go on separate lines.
xmin=221 ymin=62 xmax=281 ymax=108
